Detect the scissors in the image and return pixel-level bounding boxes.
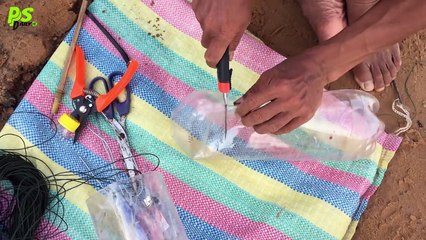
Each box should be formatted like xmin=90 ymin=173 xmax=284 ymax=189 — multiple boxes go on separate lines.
xmin=89 ymin=72 xmax=138 ymax=178
xmin=88 ymin=72 xmax=131 ymax=126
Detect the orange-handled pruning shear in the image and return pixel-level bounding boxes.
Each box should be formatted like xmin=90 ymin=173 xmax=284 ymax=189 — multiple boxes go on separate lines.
xmin=58 ymin=46 xmax=139 ymax=143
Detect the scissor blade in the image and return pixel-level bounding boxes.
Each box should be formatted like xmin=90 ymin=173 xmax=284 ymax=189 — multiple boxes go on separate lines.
xmin=102 ymin=113 xmax=138 ymax=178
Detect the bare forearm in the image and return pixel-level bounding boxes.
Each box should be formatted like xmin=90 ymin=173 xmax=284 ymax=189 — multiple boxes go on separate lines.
xmin=309 ymin=0 xmax=426 ymax=83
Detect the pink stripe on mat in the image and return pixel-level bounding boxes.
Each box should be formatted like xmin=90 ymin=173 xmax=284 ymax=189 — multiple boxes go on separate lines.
xmin=25 ymin=80 xmax=290 ymax=240
xmin=377 ymin=133 xmax=402 ymax=152
xmin=82 ymin=17 xmax=377 ymax=197
xmin=140 ymin=0 xmax=285 ymax=74
xmin=361 ymin=185 xmax=378 ymax=200
xmin=292 ymin=161 xmax=373 ymax=195
xmin=37 ymin=219 xmax=72 ymax=240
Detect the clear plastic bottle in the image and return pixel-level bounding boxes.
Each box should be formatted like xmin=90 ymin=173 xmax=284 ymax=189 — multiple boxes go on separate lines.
xmin=171 ymin=90 xmax=385 ymax=161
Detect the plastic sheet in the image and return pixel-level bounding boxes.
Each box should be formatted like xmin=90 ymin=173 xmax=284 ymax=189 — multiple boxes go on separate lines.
xmin=86 ymin=172 xmax=188 ymax=240
xmin=171 ymin=90 xmax=385 ymax=161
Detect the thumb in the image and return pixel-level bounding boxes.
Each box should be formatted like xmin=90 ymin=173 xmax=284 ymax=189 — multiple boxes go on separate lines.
xmin=204 ymin=36 xmax=230 ymax=68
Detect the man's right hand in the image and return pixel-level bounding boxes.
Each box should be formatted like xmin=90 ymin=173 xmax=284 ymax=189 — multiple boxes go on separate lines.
xmin=192 ymin=0 xmax=254 ymax=67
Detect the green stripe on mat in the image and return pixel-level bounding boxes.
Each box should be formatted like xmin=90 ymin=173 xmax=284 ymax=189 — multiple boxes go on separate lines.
xmin=322 ymin=160 xmax=383 ymax=183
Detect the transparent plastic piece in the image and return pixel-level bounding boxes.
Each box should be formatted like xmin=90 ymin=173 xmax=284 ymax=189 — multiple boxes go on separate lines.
xmin=86 ymin=172 xmax=188 ymax=240
xmin=171 ymin=90 xmax=385 ymax=161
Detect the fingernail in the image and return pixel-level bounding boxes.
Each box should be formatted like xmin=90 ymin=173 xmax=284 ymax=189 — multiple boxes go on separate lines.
xmin=233 ymin=97 xmax=243 ymax=105
xmin=376 ymin=87 xmax=385 ymax=92
xmin=363 ymin=81 xmax=374 ymax=91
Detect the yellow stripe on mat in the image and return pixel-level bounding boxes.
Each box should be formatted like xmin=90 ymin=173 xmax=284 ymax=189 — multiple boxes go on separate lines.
xmin=50 ymin=43 xmax=353 ymax=239
xmin=377 ymin=148 xmax=395 ymax=169
xmin=0 ymin=125 xmax=96 ymax=213
xmin=343 ymin=220 xmax=359 ymax=240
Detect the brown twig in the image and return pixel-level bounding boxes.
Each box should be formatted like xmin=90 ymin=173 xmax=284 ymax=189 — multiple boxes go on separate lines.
xmin=51 ymin=0 xmax=89 ymax=116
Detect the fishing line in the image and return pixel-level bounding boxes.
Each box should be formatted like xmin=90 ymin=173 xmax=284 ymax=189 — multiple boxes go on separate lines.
xmin=0 ymin=112 xmax=57 ymax=152
xmin=0 ymin=146 xmax=160 ymax=239
xmin=0 ymin=111 xmax=161 ymax=239
xmin=402 ymin=60 xmax=426 ymax=120
xmin=0 ymin=151 xmax=51 ymax=240
xmin=89 ymin=116 xmax=115 ymax=163
xmin=390 ymin=60 xmax=426 ymax=135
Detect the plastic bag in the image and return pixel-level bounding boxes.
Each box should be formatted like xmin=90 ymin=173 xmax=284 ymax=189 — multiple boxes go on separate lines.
xmin=171 ymin=90 xmax=385 ymax=161
xmin=86 ymin=172 xmax=188 ymax=240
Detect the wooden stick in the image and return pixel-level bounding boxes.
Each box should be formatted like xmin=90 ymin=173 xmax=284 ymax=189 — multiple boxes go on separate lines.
xmin=51 ymin=0 xmax=89 ymax=115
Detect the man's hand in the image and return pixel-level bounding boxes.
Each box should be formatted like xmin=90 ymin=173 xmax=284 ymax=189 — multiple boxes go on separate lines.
xmin=235 ymin=53 xmax=327 ymax=134
xmin=192 ymin=0 xmax=254 ymax=67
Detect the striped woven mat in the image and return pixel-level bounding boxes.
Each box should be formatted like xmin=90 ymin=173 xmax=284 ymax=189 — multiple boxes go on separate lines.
xmin=0 ymin=0 xmax=402 ymax=239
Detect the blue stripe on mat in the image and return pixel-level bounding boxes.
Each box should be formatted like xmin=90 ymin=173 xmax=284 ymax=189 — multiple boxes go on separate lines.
xmin=176 ymin=207 xmax=239 ymax=240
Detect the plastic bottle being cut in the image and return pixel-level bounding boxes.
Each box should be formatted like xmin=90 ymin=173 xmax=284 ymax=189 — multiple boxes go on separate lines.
xmin=171 ymin=90 xmax=385 ymax=162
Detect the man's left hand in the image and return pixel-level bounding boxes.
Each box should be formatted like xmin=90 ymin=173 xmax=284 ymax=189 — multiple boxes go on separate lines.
xmin=235 ymin=53 xmax=327 ymax=134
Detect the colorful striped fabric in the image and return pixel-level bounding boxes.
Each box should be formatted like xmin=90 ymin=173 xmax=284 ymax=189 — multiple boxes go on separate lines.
xmin=0 ymin=0 xmax=403 ymax=239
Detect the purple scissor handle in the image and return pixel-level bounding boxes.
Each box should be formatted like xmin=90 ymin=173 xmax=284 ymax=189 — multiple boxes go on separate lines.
xmin=89 ymin=71 xmax=131 ymax=120
xmin=88 ymin=76 xmax=115 ymax=119
xmin=108 ymin=71 xmax=131 ymax=119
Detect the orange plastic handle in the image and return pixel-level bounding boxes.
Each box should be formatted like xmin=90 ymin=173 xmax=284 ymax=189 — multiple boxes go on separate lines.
xmin=70 ymin=46 xmax=86 ymax=99
xmin=96 ymin=60 xmax=139 ymax=112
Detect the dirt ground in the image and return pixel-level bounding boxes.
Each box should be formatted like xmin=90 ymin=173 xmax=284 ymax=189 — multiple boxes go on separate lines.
xmin=0 ymin=0 xmax=425 ymax=239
